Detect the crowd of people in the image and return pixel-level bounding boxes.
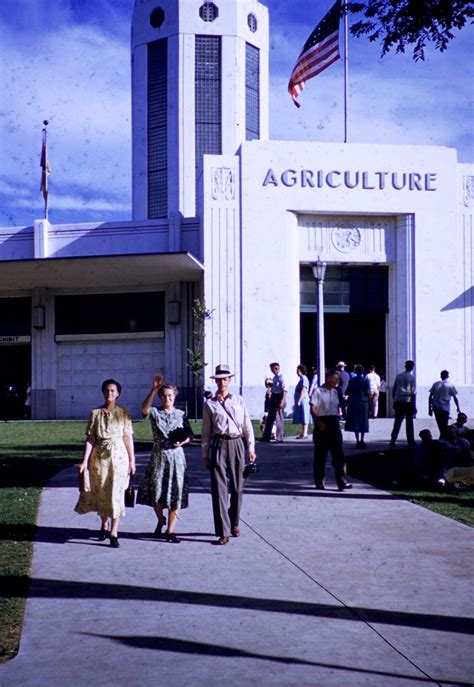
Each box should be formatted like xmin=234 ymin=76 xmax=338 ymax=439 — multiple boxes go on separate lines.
xmin=75 ymin=361 xmax=472 ymax=549
xmin=260 ymin=360 xmax=473 ymax=492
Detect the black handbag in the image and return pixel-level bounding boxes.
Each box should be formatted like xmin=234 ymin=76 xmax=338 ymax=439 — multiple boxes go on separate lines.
xmin=168 ymin=427 xmax=190 ymax=444
xmin=124 ymin=476 xmax=136 ymax=508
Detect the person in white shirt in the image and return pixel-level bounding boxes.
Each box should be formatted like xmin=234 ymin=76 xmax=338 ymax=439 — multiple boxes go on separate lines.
xmin=202 ymin=364 xmax=256 ymax=545
xmin=428 ymin=370 xmax=461 ymax=438
xmin=365 ymin=365 xmax=381 ymax=419
xmin=389 ymin=360 xmax=416 ymax=447
xmin=310 ymin=369 xmax=352 ymax=491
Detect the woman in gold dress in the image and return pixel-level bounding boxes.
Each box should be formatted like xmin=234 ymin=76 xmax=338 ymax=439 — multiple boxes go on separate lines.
xmin=75 ymin=379 xmax=136 ymax=548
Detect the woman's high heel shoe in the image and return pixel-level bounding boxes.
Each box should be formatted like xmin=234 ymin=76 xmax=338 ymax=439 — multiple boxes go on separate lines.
xmin=110 ymin=535 xmax=120 ymax=548
xmin=98 ymin=526 xmax=110 ymax=542
xmin=165 ymin=531 xmax=180 ymax=544
xmin=153 ymin=517 xmax=167 ymax=538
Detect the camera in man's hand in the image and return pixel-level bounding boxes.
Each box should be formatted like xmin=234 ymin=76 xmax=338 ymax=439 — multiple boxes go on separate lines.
xmin=243 ymin=462 xmax=258 ymax=479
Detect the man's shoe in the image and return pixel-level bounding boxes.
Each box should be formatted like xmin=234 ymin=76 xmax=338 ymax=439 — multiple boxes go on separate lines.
xmin=338 ymin=483 xmax=353 ymax=492
xmin=389 ymin=441 xmax=396 ymax=448
xmin=231 ymin=527 xmax=240 ymax=537
xmin=218 ymin=536 xmax=229 ymax=545
xmin=315 ymin=483 xmax=325 ymax=490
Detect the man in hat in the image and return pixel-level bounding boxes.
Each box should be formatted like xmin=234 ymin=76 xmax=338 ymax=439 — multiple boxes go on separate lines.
xmin=202 ymin=364 xmax=256 ymax=545
xmin=335 ymin=361 xmax=350 ymax=395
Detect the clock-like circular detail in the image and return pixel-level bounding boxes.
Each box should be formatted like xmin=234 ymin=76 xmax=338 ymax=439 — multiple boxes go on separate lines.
xmin=331 ymin=223 xmax=361 ymax=252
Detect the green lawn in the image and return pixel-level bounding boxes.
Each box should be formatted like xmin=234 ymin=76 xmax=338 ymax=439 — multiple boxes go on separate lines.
xmin=0 ymin=419 xmax=472 ymax=663
xmin=0 ymin=419 xmax=159 ymax=663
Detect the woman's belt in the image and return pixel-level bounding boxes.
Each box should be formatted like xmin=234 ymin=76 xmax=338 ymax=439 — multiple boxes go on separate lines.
xmin=214 ymin=434 xmax=242 ymax=440
xmin=95 ymin=438 xmax=121 ymax=458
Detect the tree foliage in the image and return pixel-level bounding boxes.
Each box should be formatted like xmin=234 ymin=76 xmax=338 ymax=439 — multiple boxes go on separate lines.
xmin=346 ymin=0 xmax=474 ymax=60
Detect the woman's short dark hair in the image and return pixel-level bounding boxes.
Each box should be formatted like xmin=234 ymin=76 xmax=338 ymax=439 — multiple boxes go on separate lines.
xmin=297 ymin=364 xmax=307 ymax=375
xmin=354 ymin=364 xmax=364 ymax=375
xmin=101 ymin=378 xmax=122 ymax=396
xmin=158 ymin=383 xmax=178 ymax=399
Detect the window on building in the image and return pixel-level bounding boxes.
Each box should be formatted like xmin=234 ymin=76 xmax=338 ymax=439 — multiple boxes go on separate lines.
xmin=195 ymin=35 xmax=222 ymax=195
xmin=0 ymin=297 xmax=31 ymax=335
xmin=55 ymin=292 xmax=165 ymax=335
xmin=245 ymin=43 xmax=260 ymax=140
xmin=300 ymin=265 xmax=388 ymax=314
xmin=150 ymin=7 xmax=165 ymax=28
xmin=199 ymin=2 xmax=218 ymax=22
xmin=148 ymin=39 xmax=168 ymax=219
xmin=247 ymin=13 xmax=258 ymax=33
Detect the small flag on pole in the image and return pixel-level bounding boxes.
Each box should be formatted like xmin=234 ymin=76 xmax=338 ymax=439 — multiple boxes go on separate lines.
xmin=40 ymin=121 xmax=51 ymax=214
xmin=288 ymin=0 xmax=342 ymax=108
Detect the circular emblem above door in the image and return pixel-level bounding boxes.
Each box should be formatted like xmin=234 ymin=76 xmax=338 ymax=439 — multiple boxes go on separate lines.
xmin=331 ymin=223 xmax=361 ymax=252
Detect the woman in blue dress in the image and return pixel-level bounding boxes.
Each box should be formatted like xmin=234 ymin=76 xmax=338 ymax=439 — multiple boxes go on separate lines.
xmin=345 ymin=365 xmax=370 ymax=448
xmin=137 ymin=374 xmax=193 ymax=543
xmin=293 ymin=364 xmax=311 ymax=439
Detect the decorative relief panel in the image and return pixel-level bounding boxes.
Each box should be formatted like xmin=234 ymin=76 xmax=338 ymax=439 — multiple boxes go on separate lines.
xmin=211 ymin=167 xmax=235 ymax=201
xmin=297 ymin=214 xmax=395 ymax=263
xmin=463 ymin=175 xmax=474 ymax=208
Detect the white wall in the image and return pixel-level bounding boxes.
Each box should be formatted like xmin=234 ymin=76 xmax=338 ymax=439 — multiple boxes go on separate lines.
xmin=200 ymin=140 xmax=473 ymax=416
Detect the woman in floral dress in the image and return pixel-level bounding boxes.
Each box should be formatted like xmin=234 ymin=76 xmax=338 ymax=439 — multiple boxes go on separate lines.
xmin=137 ymin=374 xmax=193 ymax=543
xmin=75 ymin=379 xmax=136 ymax=548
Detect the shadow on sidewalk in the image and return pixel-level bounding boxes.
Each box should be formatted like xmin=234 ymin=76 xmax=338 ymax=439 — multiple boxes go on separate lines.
xmin=81 ymin=633 xmax=472 ymax=685
xmin=3 ymin=576 xmax=474 ymax=636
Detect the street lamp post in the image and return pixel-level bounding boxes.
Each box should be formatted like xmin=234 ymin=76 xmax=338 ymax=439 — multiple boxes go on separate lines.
xmin=311 ymin=259 xmax=327 ymax=387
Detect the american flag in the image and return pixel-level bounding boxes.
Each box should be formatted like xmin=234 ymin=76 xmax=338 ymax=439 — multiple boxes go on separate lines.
xmin=288 ymin=0 xmax=342 ymax=108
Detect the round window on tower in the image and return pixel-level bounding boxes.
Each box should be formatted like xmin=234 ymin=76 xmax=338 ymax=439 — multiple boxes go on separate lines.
xmin=150 ymin=7 xmax=165 ymax=29
xmin=199 ymin=2 xmax=219 ymax=22
xmin=247 ymin=13 xmax=257 ymax=33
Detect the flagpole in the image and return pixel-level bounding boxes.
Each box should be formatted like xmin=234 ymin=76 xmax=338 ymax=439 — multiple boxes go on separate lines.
xmin=43 ymin=125 xmax=48 ymax=220
xmin=343 ymin=1 xmax=348 ymax=143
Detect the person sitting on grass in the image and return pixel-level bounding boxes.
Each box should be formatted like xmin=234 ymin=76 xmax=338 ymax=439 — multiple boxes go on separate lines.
xmin=413 ymin=429 xmax=448 ymax=485
xmin=440 ymin=425 xmax=472 ymax=469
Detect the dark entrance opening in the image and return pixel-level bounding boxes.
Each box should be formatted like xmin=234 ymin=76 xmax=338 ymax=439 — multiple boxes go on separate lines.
xmin=0 ymin=345 xmax=31 ymax=419
xmin=0 ymin=297 xmax=32 ymax=419
xmin=300 ymin=264 xmax=388 ymax=414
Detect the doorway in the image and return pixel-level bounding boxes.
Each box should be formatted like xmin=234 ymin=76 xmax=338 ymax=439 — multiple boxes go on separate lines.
xmin=300 ymin=264 xmax=388 ymax=412
xmin=0 ymin=345 xmax=31 ymax=419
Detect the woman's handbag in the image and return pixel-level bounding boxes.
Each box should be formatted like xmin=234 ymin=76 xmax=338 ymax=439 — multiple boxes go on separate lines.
xmin=168 ymin=427 xmax=190 ymax=444
xmin=124 ymin=476 xmax=136 ymax=508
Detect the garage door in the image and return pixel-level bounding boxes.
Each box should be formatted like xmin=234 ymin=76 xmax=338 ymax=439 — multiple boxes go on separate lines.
xmin=56 ymin=339 xmax=165 ymax=419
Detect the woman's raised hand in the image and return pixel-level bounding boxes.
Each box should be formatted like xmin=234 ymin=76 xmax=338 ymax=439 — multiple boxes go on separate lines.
xmin=152 ymin=372 xmax=164 ymax=390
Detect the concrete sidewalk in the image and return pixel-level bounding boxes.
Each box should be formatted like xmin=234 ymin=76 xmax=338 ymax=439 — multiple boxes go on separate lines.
xmin=1 ymin=420 xmax=473 ymax=687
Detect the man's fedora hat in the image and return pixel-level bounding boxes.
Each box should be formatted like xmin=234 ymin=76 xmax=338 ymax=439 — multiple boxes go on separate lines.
xmin=336 ymin=361 xmax=347 ymax=367
xmin=210 ymin=364 xmax=234 ymax=379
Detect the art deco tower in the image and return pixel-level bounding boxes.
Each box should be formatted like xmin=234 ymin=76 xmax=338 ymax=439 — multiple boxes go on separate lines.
xmin=131 ymin=0 xmax=269 ymax=222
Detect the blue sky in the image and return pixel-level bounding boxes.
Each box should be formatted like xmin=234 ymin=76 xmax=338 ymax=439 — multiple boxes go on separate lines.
xmin=0 ymin=0 xmax=472 ymax=227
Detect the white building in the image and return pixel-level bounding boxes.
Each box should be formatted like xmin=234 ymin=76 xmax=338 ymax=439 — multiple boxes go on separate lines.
xmin=0 ymin=0 xmax=473 ymax=419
